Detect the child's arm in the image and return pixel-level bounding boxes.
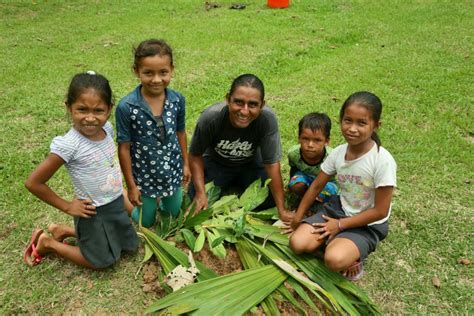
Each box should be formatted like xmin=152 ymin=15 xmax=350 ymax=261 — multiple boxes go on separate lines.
xmin=118 ymin=142 xmax=141 ymax=207
xmin=339 ymin=186 xmax=393 ymax=228
xmin=25 ymin=154 xmax=97 ymax=218
xmin=177 ymin=130 xmax=190 ymax=186
xmin=291 ymin=171 xmax=332 ymax=229
xmin=189 ymin=153 xmax=208 ymax=212
xmin=313 ymin=186 xmax=394 ymax=240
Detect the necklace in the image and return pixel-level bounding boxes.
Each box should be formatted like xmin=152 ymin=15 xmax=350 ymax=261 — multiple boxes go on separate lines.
xmin=96 ymin=141 xmax=116 ymax=168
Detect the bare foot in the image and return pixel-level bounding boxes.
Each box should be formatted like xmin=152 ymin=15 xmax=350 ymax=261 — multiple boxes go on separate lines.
xmin=35 ymin=233 xmax=53 ymax=256
xmin=47 ymin=223 xmax=75 ymax=241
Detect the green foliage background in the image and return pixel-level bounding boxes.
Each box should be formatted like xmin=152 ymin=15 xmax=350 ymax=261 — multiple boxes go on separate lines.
xmin=0 ymin=0 xmax=472 ymax=314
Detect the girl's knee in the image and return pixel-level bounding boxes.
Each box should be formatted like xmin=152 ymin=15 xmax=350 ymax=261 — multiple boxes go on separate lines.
xmin=289 ymin=226 xmax=321 ymax=254
xmin=324 ymin=252 xmax=346 ymax=272
xmin=324 ymin=244 xmax=359 ymax=272
xmin=289 ymin=235 xmax=306 ymax=254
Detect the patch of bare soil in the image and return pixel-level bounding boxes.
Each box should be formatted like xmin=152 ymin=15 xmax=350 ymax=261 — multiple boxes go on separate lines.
xmin=192 ymin=243 xmax=243 ymax=275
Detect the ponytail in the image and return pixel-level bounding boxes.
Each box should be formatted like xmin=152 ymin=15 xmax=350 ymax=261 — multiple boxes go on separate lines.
xmin=371 ymin=131 xmax=381 ymax=150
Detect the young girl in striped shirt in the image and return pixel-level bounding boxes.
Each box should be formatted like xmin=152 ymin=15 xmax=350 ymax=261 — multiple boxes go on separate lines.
xmin=24 ymin=71 xmax=138 ymax=269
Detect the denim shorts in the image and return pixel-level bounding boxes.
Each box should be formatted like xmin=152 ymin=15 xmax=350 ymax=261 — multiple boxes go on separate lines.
xmin=288 ymin=171 xmax=338 ymax=203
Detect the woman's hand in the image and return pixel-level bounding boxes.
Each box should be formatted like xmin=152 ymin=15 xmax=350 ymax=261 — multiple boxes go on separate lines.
xmin=290 ymin=217 xmax=301 ymax=232
xmin=312 ymin=214 xmax=340 ymax=240
xmin=190 ymin=191 xmax=208 ymax=214
xmin=65 ymin=199 xmax=97 ymax=218
xmin=279 ymin=209 xmax=294 ymax=223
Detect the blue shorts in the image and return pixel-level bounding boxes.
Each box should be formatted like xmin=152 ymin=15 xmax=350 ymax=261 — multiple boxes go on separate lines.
xmin=288 ymin=171 xmax=338 ymax=202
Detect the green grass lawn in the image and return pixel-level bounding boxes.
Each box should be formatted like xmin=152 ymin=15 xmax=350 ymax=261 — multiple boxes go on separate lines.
xmin=1 ymin=0 xmax=472 ymax=314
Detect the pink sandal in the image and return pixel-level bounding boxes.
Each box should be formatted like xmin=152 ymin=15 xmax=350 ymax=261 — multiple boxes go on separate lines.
xmin=23 ymin=229 xmax=44 ymax=266
xmin=343 ymin=260 xmax=364 ymax=281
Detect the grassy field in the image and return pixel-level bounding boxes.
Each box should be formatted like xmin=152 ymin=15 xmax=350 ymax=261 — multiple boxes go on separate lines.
xmin=1 ymin=0 xmax=472 ymax=314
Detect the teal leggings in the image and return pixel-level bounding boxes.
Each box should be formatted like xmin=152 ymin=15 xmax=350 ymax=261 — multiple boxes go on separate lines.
xmin=131 ymin=187 xmax=182 ymax=228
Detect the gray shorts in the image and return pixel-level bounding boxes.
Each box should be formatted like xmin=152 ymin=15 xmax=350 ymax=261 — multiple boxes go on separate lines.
xmin=74 ymin=195 xmax=139 ymax=268
xmin=302 ymin=195 xmax=388 ymax=260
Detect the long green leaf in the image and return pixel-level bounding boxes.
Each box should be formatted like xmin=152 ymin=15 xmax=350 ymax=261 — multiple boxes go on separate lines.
xmin=237 ymin=238 xmax=317 ymax=315
xmin=244 ymin=236 xmax=341 ymax=313
xmin=203 ymin=271 xmax=284 ymax=316
xmin=286 ymin=277 xmax=320 ymax=311
xmin=181 ymin=228 xmax=196 ymax=250
xmin=236 ymin=240 xmax=283 ymax=316
xmin=235 ymin=238 xmax=308 ymax=315
xmin=193 ymin=230 xmax=205 ymax=252
xmin=147 ymin=271 xmax=270 ymax=311
xmin=210 ymin=194 xmax=238 ymax=214
xmin=206 ymin=229 xmax=226 ymax=258
xmin=205 ymin=182 xmax=222 ymax=207
xmin=183 ymin=208 xmax=213 ymax=229
xmin=210 ymin=235 xmax=226 ymax=248
xmin=141 ymin=242 xmax=154 ymax=263
xmin=274 ymin=243 xmax=381 ymax=315
xmin=248 ymin=206 xmax=279 ymax=220
xmin=239 ymin=178 xmax=271 ymax=212
xmin=245 ymin=220 xmax=289 ymax=245
xmin=139 ymin=233 xmax=176 ymax=274
xmin=145 ymin=265 xmax=285 ymax=314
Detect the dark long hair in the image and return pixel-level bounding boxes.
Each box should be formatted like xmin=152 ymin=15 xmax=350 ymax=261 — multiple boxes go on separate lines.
xmin=228 ymin=74 xmax=265 ymax=102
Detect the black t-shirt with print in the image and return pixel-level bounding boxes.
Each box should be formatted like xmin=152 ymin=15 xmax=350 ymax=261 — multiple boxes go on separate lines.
xmin=189 ymin=102 xmax=282 ymax=167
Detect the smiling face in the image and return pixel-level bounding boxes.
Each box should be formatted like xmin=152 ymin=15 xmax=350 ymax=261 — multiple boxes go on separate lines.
xmin=134 ymin=54 xmax=174 ymax=98
xmin=68 ymin=88 xmax=111 ymax=141
xmin=298 ymin=128 xmax=329 ymax=164
xmin=226 ymin=86 xmax=265 ymax=128
xmin=340 ymin=103 xmax=379 ymax=149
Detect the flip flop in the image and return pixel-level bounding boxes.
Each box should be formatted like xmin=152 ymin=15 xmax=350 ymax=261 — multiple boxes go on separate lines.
xmin=343 ymin=260 xmax=364 ymax=281
xmin=23 ymin=229 xmax=44 ymax=266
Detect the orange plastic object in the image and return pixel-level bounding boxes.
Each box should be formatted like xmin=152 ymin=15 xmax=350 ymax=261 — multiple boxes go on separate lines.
xmin=267 ymin=0 xmax=290 ymax=8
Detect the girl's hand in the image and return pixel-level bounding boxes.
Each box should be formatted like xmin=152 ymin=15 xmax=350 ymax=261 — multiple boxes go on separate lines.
xmin=128 ymin=186 xmax=142 ymax=207
xmin=65 ymin=199 xmax=97 ymax=218
xmin=182 ymin=165 xmax=191 ymax=187
xmin=280 ymin=221 xmax=294 ymax=235
xmin=312 ymin=214 xmax=340 ymax=240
